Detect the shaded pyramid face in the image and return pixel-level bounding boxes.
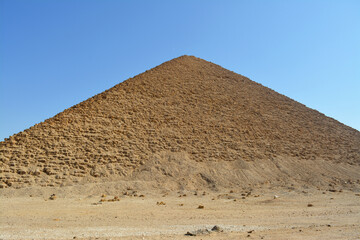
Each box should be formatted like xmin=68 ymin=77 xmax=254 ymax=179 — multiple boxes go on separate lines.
xmin=1 ymin=55 xmax=360 ymax=189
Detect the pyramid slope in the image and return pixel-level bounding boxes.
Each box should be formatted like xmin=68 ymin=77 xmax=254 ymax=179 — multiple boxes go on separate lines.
xmin=1 ymin=55 xmax=359 ymax=189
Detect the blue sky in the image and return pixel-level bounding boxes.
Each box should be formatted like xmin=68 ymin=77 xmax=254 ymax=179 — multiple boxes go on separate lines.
xmin=1 ymin=0 xmax=359 ymax=140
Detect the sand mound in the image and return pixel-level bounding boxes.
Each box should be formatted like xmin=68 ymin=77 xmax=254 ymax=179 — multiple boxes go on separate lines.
xmin=1 ymin=55 xmax=359 ymax=190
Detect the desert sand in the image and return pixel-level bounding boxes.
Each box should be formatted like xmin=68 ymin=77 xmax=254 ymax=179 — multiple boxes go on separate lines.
xmin=1 ymin=185 xmax=359 ymax=239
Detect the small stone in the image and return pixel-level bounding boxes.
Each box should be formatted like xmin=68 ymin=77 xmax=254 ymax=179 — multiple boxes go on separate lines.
xmin=32 ymin=170 xmax=41 ymax=176
xmin=185 ymin=231 xmax=196 ymax=236
xmin=211 ymin=225 xmax=223 ymax=232
xmin=17 ymin=169 xmax=26 ymax=175
xmin=185 ymin=228 xmax=211 ymax=236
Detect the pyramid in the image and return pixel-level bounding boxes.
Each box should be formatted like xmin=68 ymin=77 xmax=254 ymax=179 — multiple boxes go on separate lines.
xmin=1 ymin=55 xmax=359 ymax=189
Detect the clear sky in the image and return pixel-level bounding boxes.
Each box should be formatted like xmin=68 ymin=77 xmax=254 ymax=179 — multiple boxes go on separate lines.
xmin=1 ymin=0 xmax=359 ymax=140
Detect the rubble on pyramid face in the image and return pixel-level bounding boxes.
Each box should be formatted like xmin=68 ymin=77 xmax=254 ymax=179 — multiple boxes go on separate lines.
xmin=0 ymin=55 xmax=359 ymax=189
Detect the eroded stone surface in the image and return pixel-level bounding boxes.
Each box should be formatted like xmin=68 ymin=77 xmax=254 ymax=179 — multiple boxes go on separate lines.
xmin=0 ymin=56 xmax=359 ymax=188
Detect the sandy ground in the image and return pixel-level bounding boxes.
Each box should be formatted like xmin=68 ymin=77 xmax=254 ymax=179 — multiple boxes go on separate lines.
xmin=1 ymin=187 xmax=359 ymax=240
